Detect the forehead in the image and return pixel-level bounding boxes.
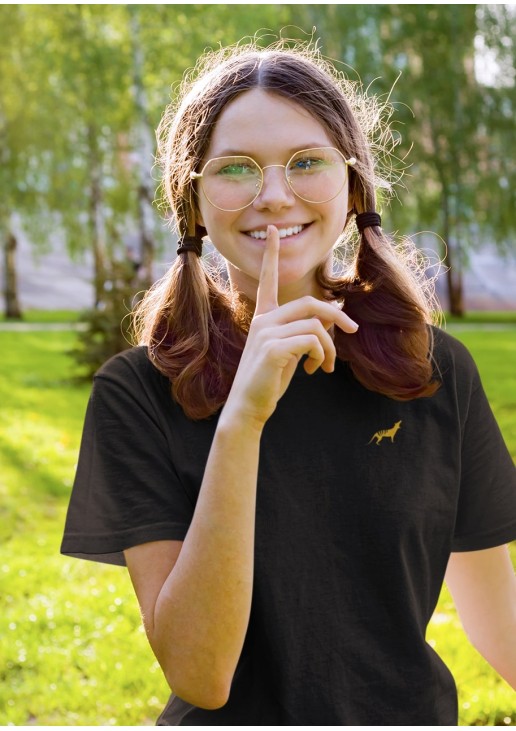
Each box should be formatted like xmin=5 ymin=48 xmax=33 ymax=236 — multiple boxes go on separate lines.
xmin=205 ymin=88 xmax=335 ymax=159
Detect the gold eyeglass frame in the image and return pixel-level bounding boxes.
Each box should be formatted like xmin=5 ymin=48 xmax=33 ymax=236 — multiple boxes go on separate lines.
xmin=190 ymin=147 xmax=357 ymax=212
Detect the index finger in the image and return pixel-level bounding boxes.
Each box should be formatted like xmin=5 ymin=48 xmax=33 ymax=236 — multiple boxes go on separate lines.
xmin=255 ymin=225 xmax=280 ymax=315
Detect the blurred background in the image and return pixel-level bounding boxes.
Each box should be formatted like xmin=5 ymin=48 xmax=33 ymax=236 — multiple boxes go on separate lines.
xmin=0 ymin=3 xmax=515 ymax=321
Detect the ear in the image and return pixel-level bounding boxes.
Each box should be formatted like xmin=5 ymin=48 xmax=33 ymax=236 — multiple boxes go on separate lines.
xmin=347 ymin=190 xmax=356 ymax=215
xmin=195 ymin=210 xmax=207 ymax=239
xmin=196 ymin=222 xmax=208 ymax=239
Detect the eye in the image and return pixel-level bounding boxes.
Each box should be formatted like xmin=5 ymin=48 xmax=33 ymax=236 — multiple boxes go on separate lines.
xmin=289 ymin=155 xmax=328 ymax=173
xmin=214 ymin=159 xmax=258 ymax=177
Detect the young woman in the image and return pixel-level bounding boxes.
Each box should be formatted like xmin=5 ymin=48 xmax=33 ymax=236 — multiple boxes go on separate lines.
xmin=62 ymin=42 xmax=516 ymax=725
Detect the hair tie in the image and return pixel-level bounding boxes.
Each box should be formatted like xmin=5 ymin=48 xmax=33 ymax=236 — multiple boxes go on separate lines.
xmin=177 ymin=235 xmax=203 ymax=257
xmin=356 ymin=212 xmax=382 ymax=233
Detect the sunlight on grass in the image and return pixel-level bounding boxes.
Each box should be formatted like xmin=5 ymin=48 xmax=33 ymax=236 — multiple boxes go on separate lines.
xmin=0 ymin=331 xmax=170 ymax=724
xmin=0 ymin=327 xmax=514 ymax=724
xmin=428 ymin=580 xmax=516 ymax=725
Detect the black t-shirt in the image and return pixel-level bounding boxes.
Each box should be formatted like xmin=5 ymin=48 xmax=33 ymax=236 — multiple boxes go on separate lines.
xmin=61 ymin=328 xmax=516 ymax=725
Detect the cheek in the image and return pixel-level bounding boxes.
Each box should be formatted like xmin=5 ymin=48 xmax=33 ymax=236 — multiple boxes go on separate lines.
xmin=320 ymin=199 xmax=348 ymax=238
xmin=331 ymin=193 xmax=351 ymax=233
xmin=196 ymin=195 xmax=228 ymax=235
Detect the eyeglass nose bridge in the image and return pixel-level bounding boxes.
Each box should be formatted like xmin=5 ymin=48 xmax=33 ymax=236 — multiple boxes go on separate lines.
xmin=255 ymin=163 xmax=296 ymax=203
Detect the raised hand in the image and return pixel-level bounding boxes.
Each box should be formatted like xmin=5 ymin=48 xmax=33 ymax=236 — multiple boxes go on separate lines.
xmin=223 ymin=226 xmax=359 ymax=428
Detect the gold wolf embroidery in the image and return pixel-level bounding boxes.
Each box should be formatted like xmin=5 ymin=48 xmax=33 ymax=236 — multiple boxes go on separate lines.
xmin=368 ymin=420 xmax=402 ymax=445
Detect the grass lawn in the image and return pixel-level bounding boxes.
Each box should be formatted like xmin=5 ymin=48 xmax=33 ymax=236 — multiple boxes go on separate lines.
xmin=443 ymin=311 xmax=516 ymax=325
xmin=0 ymin=309 xmax=82 ymax=324
xmin=0 ymin=325 xmax=515 ymax=725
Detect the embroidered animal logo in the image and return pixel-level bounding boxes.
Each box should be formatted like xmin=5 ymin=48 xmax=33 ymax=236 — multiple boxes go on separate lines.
xmin=368 ymin=420 xmax=402 ymax=445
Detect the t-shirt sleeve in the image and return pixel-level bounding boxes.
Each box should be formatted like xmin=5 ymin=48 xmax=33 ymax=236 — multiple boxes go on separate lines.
xmin=448 ymin=335 xmax=516 ymax=551
xmin=61 ymin=349 xmax=194 ymax=566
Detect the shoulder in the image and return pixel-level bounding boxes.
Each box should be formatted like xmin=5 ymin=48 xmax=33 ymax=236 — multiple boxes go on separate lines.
xmin=95 ymin=346 xmax=166 ymax=388
xmin=427 ymin=327 xmax=488 ymax=427
xmin=431 ymin=326 xmax=480 ymax=389
xmin=431 ymin=326 xmax=475 ymax=368
xmin=96 ymin=345 xmax=154 ymax=378
xmin=91 ymin=346 xmax=172 ymax=413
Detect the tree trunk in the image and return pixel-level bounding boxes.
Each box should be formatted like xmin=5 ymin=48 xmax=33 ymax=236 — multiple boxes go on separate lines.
xmin=136 ymin=183 xmax=154 ymax=290
xmin=129 ymin=6 xmax=155 ymax=290
xmin=88 ymin=123 xmax=107 ymax=308
xmin=441 ymin=193 xmax=465 ymax=317
xmin=446 ymin=257 xmax=464 ymax=316
xmin=3 ymin=230 xmax=22 ymax=319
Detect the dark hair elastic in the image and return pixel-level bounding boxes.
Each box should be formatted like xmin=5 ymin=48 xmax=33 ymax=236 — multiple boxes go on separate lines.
xmin=177 ymin=235 xmax=203 ymax=256
xmin=356 ymin=212 xmax=382 ymax=233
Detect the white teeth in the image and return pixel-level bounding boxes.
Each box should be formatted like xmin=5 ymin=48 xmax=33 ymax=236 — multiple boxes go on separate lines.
xmin=248 ymin=224 xmax=305 ymax=240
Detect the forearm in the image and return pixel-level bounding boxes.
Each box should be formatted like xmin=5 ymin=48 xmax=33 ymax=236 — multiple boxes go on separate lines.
xmin=470 ymin=609 xmax=516 ymax=689
xmin=446 ymin=546 xmax=516 ymax=691
xmin=151 ymin=407 xmax=263 ymax=708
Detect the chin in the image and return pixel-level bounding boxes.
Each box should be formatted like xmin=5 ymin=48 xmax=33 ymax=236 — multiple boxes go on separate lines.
xmin=277 ymin=262 xmax=320 ymax=292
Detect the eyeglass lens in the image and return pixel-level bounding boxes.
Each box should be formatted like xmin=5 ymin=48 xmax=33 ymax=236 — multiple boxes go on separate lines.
xmin=199 ymin=148 xmax=348 ymax=211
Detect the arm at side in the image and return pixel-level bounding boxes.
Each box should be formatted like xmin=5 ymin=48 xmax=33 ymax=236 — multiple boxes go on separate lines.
xmin=125 ymin=411 xmax=263 ymax=710
xmin=445 ymin=544 xmax=516 ymax=689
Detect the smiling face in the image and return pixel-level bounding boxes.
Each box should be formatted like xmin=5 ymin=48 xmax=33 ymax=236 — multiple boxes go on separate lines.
xmin=195 ymin=89 xmax=351 ymax=304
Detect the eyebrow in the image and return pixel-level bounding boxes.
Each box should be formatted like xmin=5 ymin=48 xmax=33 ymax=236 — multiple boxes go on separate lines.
xmin=211 ymin=143 xmax=332 ymax=159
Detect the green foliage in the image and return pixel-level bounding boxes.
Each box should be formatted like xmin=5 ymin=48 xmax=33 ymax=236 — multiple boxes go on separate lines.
xmin=2 ymin=5 xmax=515 ymax=318
xmin=0 ymin=327 xmax=515 ymax=724
xmin=3 ymin=5 xmax=514 ymax=250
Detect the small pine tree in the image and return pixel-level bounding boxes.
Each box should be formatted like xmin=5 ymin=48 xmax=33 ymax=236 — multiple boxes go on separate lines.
xmin=70 ymin=258 xmax=144 ymax=380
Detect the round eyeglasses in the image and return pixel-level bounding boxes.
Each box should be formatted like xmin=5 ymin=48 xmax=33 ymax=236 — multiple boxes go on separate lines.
xmin=190 ymin=147 xmax=356 ymax=212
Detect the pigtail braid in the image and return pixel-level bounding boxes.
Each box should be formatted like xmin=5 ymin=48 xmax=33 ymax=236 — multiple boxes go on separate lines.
xmin=323 ymin=225 xmax=438 ymax=400
xmin=133 ymin=246 xmax=247 ymax=420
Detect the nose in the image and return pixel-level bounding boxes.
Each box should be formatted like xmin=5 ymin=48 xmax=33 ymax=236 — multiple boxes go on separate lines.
xmin=252 ymin=165 xmax=296 ymax=212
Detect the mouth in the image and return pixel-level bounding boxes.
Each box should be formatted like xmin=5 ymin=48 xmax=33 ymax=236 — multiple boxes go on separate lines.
xmin=245 ymin=223 xmax=310 ymax=240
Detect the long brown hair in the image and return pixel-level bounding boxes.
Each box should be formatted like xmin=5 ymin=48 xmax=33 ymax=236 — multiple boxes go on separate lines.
xmin=133 ymin=41 xmax=439 ymax=420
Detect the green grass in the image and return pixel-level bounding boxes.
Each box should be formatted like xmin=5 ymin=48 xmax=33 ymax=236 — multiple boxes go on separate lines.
xmin=0 ymin=327 xmax=515 ymax=725
xmin=0 ymin=309 xmax=82 ymax=323
xmin=0 ymin=332 xmax=170 ymax=725
xmin=443 ymin=311 xmax=516 ymax=325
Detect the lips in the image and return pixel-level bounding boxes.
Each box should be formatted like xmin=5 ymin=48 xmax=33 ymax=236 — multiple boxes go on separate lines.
xmin=246 ymin=224 xmax=308 ymax=240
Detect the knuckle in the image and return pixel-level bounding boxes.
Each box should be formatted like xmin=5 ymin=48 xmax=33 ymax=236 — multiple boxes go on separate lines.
xmin=301 ymin=295 xmax=316 ymax=307
xmin=307 ymin=335 xmax=324 ymax=355
xmin=262 ymin=338 xmax=280 ymax=357
xmin=312 ymin=318 xmax=326 ymax=335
